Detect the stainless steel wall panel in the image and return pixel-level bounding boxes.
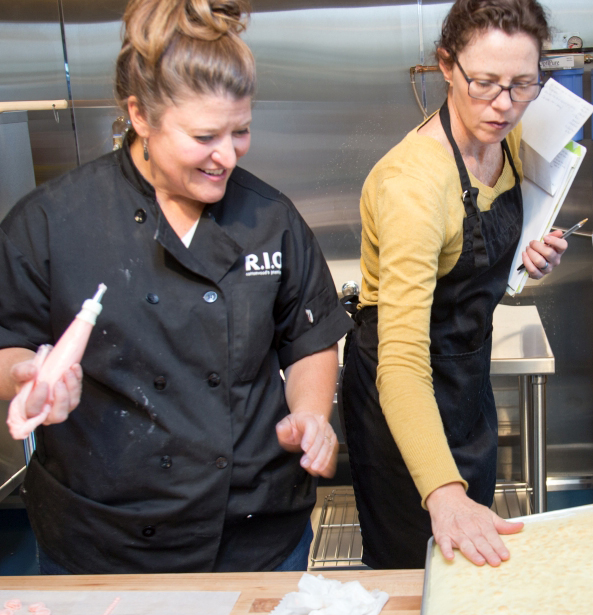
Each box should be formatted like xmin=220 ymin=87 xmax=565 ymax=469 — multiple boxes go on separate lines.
xmin=252 ymin=0 xmax=442 ymax=11
xmin=0 ymin=1 xmax=78 ymax=185
xmin=62 ymin=20 xmax=122 ymax=101
xmin=56 ymin=0 xmax=125 ymax=23
xmin=0 ymin=20 xmax=66 ymax=102
xmin=66 ymin=107 xmax=120 ymax=163
xmin=243 ymin=100 xmax=395 ymax=258
xmin=59 ymin=9 xmax=122 ymax=164
xmin=246 ymin=5 xmax=420 ymax=104
xmin=241 ymin=5 xmax=424 ymax=258
xmin=417 ymin=2 xmax=450 ymax=116
xmin=0 ymin=112 xmax=36 ymax=221
xmin=545 ymin=0 xmax=593 ymax=38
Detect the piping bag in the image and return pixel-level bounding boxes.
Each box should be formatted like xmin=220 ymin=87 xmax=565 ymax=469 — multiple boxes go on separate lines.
xmin=7 ymin=284 xmax=107 ymax=440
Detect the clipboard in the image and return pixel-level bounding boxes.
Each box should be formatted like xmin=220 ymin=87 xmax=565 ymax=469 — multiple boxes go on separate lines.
xmin=507 ymin=140 xmax=587 ymax=296
xmin=507 ymin=78 xmax=593 ymax=296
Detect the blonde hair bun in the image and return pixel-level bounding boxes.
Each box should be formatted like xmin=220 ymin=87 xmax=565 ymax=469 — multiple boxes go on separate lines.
xmin=116 ymin=0 xmax=255 ymax=125
xmin=124 ymin=0 xmax=251 ymax=66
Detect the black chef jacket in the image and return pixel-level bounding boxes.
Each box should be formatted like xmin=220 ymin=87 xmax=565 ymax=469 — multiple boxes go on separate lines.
xmin=0 ymin=139 xmax=352 ymax=574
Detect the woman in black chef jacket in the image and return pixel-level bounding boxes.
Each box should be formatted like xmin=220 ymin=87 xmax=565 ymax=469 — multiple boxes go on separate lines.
xmin=0 ymin=0 xmax=352 ymax=574
xmin=342 ymin=0 xmax=566 ymax=570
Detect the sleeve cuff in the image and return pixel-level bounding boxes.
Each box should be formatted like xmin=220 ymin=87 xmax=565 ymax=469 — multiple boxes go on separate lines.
xmin=278 ymin=304 xmax=353 ymax=370
xmin=419 ymin=473 xmax=469 ymax=510
xmin=0 ymin=328 xmax=38 ymax=353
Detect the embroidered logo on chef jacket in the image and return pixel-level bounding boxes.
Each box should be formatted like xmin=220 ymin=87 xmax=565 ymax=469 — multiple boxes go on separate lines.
xmin=245 ymin=251 xmax=282 ymax=276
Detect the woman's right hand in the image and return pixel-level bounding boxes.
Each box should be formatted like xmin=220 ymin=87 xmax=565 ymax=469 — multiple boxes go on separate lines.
xmin=426 ymin=482 xmax=524 ymax=566
xmin=7 ymin=351 xmax=83 ymax=439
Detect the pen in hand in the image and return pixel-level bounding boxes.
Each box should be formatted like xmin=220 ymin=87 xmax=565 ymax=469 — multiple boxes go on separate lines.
xmin=517 ymin=218 xmax=588 ymax=272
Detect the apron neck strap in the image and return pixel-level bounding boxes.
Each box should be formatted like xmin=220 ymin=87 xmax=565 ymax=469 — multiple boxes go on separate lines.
xmin=439 ymin=101 xmax=477 ymax=215
xmin=502 ymin=138 xmax=520 ymax=183
xmin=439 ymin=101 xmax=491 ymax=268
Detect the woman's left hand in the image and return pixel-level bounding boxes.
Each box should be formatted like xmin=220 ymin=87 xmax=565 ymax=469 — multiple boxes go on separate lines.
xmin=521 ymin=229 xmax=567 ymax=279
xmin=426 ymin=482 xmax=523 ymax=566
xmin=276 ymin=413 xmax=338 ymax=478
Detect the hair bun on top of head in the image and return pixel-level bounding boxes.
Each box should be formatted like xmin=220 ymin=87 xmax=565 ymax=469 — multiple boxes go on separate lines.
xmin=123 ymin=0 xmax=251 ymax=66
xmin=180 ymin=0 xmax=251 ymax=39
xmin=116 ymin=0 xmax=256 ymax=123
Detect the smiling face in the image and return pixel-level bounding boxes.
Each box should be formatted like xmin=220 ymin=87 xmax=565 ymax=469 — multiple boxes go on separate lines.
xmin=440 ymin=28 xmax=540 ymax=148
xmin=129 ymin=91 xmax=252 ymax=207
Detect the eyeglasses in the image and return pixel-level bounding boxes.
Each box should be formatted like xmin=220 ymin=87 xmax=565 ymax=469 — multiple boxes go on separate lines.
xmin=454 ymin=57 xmax=542 ymax=103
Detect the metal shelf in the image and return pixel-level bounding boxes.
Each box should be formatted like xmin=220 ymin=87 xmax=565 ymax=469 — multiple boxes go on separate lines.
xmin=492 ymin=482 xmax=533 ymax=518
xmin=311 ymin=484 xmax=534 ymax=568
xmin=310 ymin=488 xmax=364 ymax=568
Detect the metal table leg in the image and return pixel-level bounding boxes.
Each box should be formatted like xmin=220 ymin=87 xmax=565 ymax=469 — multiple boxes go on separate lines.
xmin=530 ymin=374 xmax=547 ymax=513
xmin=519 ymin=375 xmax=532 ymax=514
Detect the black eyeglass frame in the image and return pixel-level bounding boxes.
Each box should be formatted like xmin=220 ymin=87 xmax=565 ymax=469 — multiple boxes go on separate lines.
xmin=453 ymin=56 xmax=543 ymax=103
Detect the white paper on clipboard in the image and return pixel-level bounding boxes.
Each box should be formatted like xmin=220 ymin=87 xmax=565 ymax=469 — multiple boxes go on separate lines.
xmin=521 ymin=78 xmax=593 ymax=162
xmin=507 ymin=141 xmax=586 ymax=296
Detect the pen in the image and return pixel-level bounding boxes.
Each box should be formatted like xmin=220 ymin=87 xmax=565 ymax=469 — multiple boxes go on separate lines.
xmin=517 ymin=218 xmax=588 ymax=271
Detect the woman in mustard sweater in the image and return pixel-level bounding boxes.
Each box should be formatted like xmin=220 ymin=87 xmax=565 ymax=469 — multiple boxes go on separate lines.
xmin=342 ymin=0 xmax=567 ymax=569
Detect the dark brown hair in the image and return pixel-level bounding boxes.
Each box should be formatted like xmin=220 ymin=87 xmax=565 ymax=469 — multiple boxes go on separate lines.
xmin=115 ymin=0 xmax=255 ymax=126
xmin=437 ymin=0 xmax=550 ymax=67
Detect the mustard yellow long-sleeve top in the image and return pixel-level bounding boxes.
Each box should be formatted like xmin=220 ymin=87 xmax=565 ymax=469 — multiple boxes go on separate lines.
xmin=359 ymin=121 xmax=522 ymax=506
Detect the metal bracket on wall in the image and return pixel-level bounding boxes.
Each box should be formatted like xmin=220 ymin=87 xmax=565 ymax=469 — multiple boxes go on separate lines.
xmin=410 ymin=65 xmax=439 ymax=119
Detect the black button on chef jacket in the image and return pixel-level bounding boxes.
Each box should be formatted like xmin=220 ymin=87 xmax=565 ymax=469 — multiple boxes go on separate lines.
xmin=0 ymin=139 xmax=352 ymax=574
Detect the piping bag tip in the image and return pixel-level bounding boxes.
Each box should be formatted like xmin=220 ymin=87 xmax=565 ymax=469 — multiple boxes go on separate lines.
xmin=92 ymin=283 xmax=108 ymax=303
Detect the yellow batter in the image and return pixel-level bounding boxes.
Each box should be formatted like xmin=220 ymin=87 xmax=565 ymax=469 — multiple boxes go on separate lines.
xmin=425 ymin=506 xmax=593 ymax=615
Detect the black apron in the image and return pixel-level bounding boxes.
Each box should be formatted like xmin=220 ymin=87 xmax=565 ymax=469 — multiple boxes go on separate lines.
xmin=341 ymin=102 xmax=523 ymax=569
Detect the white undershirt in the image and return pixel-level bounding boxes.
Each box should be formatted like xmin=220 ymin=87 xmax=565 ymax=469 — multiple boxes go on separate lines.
xmin=181 ymin=218 xmax=199 ymax=248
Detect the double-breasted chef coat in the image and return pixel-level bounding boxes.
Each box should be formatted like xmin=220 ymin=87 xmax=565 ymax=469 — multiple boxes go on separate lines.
xmin=0 ymin=138 xmax=352 ymax=574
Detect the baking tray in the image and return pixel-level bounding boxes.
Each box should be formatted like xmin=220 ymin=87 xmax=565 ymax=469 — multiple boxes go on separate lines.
xmin=420 ymin=503 xmax=593 ymax=615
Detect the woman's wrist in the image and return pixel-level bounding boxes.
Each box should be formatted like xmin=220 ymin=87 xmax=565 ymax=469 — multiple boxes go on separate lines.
xmin=425 ymin=481 xmax=467 ymax=511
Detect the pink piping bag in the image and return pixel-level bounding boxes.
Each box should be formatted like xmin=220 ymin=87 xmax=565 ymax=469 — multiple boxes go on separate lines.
xmin=7 ymin=284 xmax=107 ymax=440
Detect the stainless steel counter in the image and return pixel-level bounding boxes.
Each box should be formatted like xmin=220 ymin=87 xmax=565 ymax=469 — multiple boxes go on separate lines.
xmin=492 ymin=304 xmax=555 ymax=515
xmin=491 ymin=305 xmax=555 ymax=376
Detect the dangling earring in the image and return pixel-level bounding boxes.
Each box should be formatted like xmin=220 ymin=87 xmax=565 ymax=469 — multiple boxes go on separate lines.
xmin=143 ymin=138 xmax=149 ymax=161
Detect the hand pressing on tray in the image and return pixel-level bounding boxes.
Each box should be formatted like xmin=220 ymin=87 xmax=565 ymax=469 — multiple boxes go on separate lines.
xmin=426 ymin=482 xmax=524 ymax=566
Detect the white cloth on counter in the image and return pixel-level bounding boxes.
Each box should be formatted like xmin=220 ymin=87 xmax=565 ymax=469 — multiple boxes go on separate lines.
xmin=271 ymin=573 xmax=389 ymax=615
